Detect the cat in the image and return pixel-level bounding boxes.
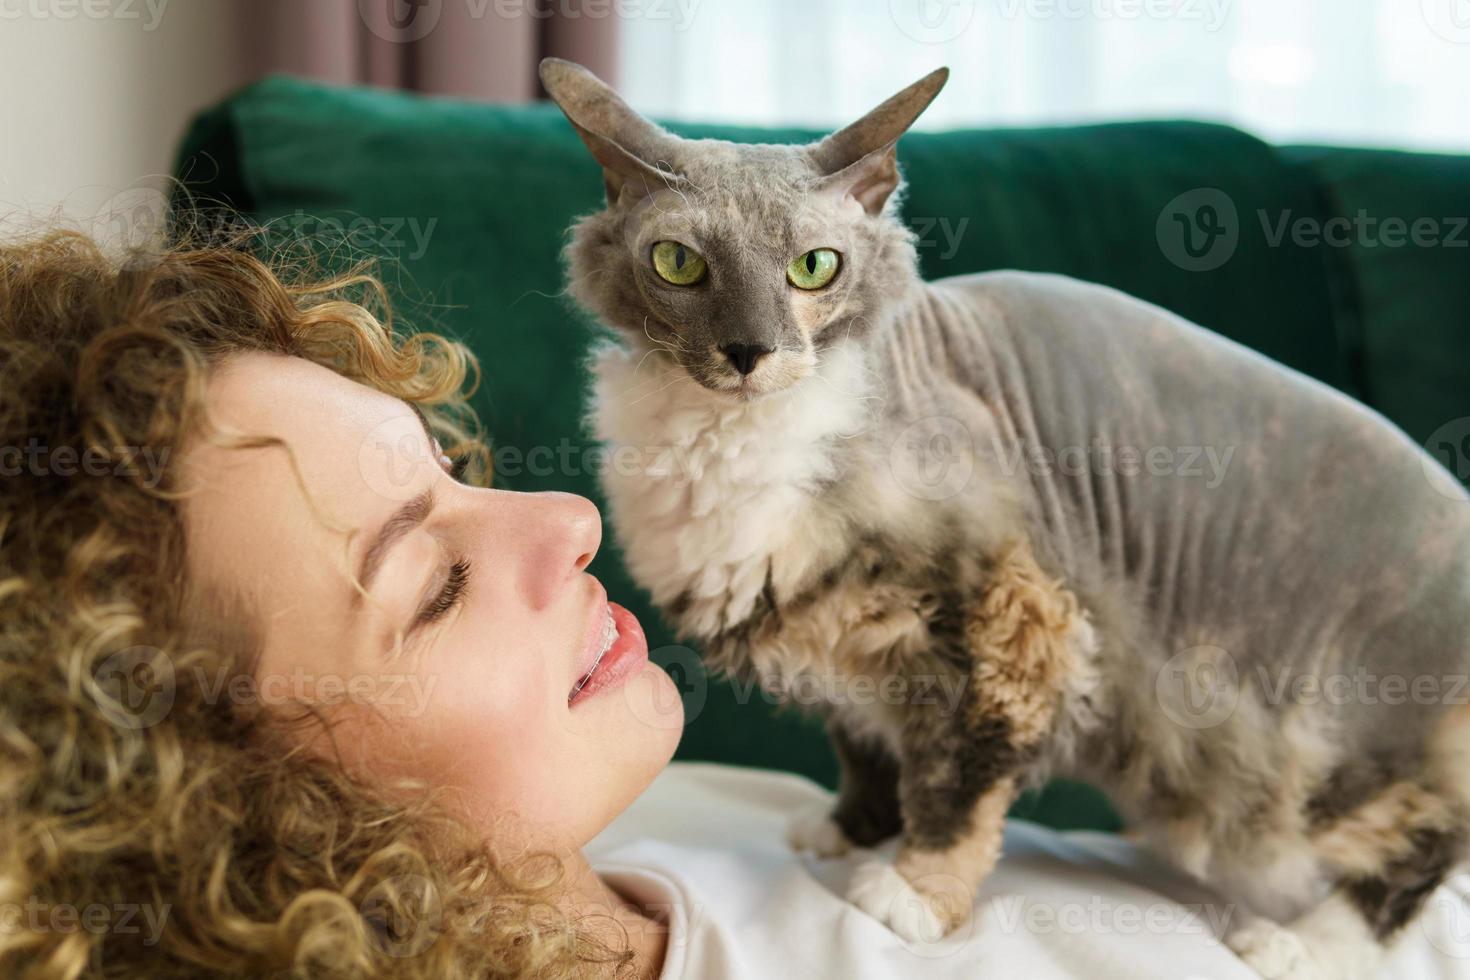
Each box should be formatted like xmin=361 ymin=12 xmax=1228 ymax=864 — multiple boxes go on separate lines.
xmin=541 ymin=57 xmax=1470 ymax=979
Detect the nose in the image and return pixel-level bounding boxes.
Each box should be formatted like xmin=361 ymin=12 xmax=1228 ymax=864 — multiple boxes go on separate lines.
xmin=499 ymin=491 xmax=601 ymax=610
xmin=720 ymin=342 xmax=773 ymax=376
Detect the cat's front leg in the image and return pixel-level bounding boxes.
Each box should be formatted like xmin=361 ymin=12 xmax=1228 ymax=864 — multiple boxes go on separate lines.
xmin=848 ymin=540 xmax=1091 ymax=942
xmin=846 ymin=710 xmax=1024 ymax=942
xmin=788 ymin=717 xmax=903 ymax=857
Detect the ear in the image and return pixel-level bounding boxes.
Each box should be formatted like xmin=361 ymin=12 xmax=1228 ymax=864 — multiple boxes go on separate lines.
xmin=539 ymin=57 xmax=682 ymax=206
xmin=809 ymin=67 xmax=949 ymax=215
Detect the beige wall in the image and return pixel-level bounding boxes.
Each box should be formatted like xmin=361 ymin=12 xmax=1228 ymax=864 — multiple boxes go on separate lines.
xmin=0 ymin=0 xmax=252 ymax=234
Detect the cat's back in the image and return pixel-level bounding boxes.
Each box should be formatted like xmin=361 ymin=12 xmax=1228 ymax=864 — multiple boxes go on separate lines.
xmin=892 ymin=268 xmax=1470 ymax=703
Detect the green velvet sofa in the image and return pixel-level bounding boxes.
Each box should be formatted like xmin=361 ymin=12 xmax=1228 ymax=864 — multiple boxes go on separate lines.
xmin=174 ymin=75 xmax=1470 ymax=832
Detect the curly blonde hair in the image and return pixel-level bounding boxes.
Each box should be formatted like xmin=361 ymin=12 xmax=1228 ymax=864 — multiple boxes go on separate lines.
xmin=0 ymin=228 xmax=629 ymax=978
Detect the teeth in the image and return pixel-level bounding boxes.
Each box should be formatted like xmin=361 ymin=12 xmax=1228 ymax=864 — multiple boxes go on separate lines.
xmin=572 ymin=608 xmax=619 ymax=698
xmin=597 ymin=608 xmax=618 ymax=657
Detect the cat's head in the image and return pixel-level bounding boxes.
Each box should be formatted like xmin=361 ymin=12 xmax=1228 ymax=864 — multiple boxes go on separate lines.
xmin=541 ymin=58 xmax=947 ymax=399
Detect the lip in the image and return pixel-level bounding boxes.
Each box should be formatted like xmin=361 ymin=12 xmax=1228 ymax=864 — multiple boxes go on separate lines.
xmin=571 ymin=577 xmax=612 ymax=683
xmin=568 ymin=600 xmax=649 ymax=707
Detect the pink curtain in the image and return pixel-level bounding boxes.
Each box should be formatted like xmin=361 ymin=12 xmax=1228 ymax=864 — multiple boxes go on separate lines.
xmin=238 ymin=0 xmax=619 ymax=102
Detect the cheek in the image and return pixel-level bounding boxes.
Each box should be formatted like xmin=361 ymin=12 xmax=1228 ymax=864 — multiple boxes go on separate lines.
xmin=791 ymin=288 xmax=848 ymax=339
xmin=319 ymin=627 xmax=557 ymax=824
xmin=312 ymin=633 xmax=683 ymax=851
xmin=405 ymin=631 xmax=554 ymax=800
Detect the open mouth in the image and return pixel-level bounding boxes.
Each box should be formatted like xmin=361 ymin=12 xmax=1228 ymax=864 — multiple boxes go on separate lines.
xmin=568 ymin=601 xmax=648 ymax=706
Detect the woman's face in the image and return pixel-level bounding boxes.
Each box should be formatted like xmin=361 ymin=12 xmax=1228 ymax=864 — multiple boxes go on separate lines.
xmin=182 ymin=353 xmax=682 ymax=852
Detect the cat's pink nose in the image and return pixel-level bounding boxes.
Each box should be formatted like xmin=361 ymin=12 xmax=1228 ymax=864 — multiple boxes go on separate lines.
xmin=721 ymin=343 xmax=773 ymax=376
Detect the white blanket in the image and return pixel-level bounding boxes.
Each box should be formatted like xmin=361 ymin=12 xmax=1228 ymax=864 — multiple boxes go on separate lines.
xmin=589 ymin=762 xmax=1470 ymax=979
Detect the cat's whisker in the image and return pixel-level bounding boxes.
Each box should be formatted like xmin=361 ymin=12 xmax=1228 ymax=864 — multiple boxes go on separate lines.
xmin=644 ymin=316 xmax=689 ymax=353
xmin=624 ymin=370 xmax=692 ymax=407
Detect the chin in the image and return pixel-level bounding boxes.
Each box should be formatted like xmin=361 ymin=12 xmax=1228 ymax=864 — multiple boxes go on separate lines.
xmin=696 ymin=374 xmax=800 ymax=401
xmin=588 ymin=657 xmax=685 ymax=746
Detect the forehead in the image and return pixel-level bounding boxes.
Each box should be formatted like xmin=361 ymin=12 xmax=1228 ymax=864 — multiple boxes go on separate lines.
xmin=192 ymin=353 xmax=410 ymax=496
xmin=181 ymin=353 xmax=429 ymax=614
xmin=632 ymin=142 xmax=850 ymax=245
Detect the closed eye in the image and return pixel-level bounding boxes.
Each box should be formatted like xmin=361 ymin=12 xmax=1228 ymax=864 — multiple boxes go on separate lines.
xmin=416 ymin=557 xmax=471 ymax=627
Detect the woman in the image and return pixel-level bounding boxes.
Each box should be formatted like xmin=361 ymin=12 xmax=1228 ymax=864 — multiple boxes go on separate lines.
xmin=1 ymin=228 xmax=1460 ymax=979
xmin=0 ymin=228 xmax=671 ymax=978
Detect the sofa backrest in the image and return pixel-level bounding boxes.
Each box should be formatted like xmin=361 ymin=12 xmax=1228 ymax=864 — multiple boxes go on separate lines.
xmin=175 ymin=74 xmax=1468 ymax=830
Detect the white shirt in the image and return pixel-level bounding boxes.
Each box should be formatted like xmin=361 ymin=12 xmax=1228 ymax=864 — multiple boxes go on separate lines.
xmin=588 ymin=763 xmax=1470 ymax=979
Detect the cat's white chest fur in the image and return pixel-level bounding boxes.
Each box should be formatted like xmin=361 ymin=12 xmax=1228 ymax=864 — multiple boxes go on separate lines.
xmin=589 ymin=343 xmax=876 ymax=639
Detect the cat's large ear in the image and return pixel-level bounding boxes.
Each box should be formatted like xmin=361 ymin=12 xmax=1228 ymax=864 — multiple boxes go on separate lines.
xmin=809 ymin=67 xmax=949 ymax=215
xmin=539 ymin=58 xmax=681 ymax=206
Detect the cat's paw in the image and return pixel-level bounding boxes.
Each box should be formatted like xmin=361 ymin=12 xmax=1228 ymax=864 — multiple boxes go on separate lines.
xmin=1227 ymin=919 xmax=1325 ymax=980
xmin=847 ymin=858 xmax=966 ymax=944
xmin=785 ymin=803 xmax=852 ymax=857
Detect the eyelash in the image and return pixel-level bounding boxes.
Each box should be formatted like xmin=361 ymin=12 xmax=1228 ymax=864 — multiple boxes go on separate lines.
xmin=419 ymin=557 xmax=471 ymax=625
xmin=449 ymin=455 xmax=470 ymax=483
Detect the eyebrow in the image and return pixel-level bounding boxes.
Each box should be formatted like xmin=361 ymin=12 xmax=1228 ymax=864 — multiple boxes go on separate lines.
xmin=354 ymin=488 xmax=436 ymax=606
xmin=352 ymin=403 xmax=441 ymax=607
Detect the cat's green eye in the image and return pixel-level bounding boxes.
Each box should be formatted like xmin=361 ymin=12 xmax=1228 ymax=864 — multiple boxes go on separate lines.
xmin=651 ymin=240 xmax=707 ymax=286
xmin=787 ymin=248 xmax=841 ymax=290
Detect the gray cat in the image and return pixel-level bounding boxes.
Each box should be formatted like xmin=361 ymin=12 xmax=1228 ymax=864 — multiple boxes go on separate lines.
xmin=541 ymin=57 xmax=1470 ymax=979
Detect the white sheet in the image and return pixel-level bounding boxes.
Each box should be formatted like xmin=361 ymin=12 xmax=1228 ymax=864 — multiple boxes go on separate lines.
xmin=588 ymin=762 xmax=1470 ymax=979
